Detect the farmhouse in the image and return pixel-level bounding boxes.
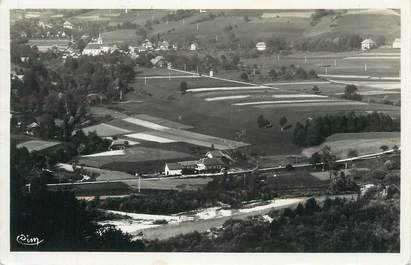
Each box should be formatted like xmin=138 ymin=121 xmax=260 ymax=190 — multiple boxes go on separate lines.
xmin=392 ymin=38 xmax=401 ymax=49
xmin=190 ymin=42 xmax=198 ymax=51
xmin=179 ymin=160 xmax=198 ymax=170
xmin=28 ymin=39 xmax=70 ymax=52
xmin=63 ymin=21 xmax=74 ymax=29
xmin=361 ymin=38 xmax=377 ymax=50
xmin=205 ymin=150 xmax=233 ymax=162
xmin=82 ymin=43 xmax=103 ymax=56
xmin=164 ymin=163 xmax=182 ymax=176
xmin=196 ymin=158 xmax=224 ymax=172
xmin=25 ymin=122 xmax=40 ymax=136
xmin=142 ymin=39 xmax=154 ymax=50
xmin=109 ymin=139 xmax=129 ymax=151
xmin=158 ymin=40 xmax=170 ymax=51
xmin=38 ymin=21 xmax=53 ymax=29
xmin=256 ymin=42 xmax=266 ymax=51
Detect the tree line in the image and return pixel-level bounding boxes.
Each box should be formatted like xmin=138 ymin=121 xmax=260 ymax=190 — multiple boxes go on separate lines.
xmin=145 ymin=190 xmax=399 ymax=252
xmin=293 ymin=111 xmax=399 ymax=147
xmin=10 ymin=142 xmax=142 ymax=251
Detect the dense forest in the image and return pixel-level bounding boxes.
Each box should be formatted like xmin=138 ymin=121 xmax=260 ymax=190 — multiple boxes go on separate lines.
xmin=145 ymin=191 xmax=400 ymax=252
xmin=11 ymin=137 xmax=400 ymax=252
xmin=10 ymin=142 xmax=144 ymax=251
xmin=293 ymin=111 xmax=399 ymax=147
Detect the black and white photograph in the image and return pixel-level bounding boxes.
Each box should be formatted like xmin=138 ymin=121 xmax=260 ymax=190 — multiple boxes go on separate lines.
xmin=1 ymin=1 xmax=410 ymax=264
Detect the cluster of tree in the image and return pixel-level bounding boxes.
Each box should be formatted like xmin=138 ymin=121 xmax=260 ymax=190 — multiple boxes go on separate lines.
xmin=180 ymin=81 xmax=188 ymax=94
xmin=95 ymin=170 xmax=282 ymax=215
xmin=12 ymin=131 xmax=110 ymax=172
xmin=145 ymin=193 xmax=399 ymax=252
xmin=190 ymin=12 xmax=224 ymax=24
xmin=329 ymin=171 xmax=359 ymax=192
xmin=343 ymin=84 xmax=362 ymax=101
xmin=294 ymin=34 xmax=363 ymax=52
xmin=268 ymin=65 xmax=318 ymax=80
xmin=11 ymin=52 xmax=136 ymax=140
xmin=310 ymin=9 xmax=337 ymax=26
xmin=162 ymin=52 xmax=240 ymax=73
xmin=257 ymin=115 xmax=291 ymax=131
xmin=161 ymin=10 xmax=196 ymax=23
xmin=10 ymin=142 xmax=142 ymax=251
xmin=63 ymin=54 xmax=136 ymax=99
xmin=293 ymin=111 xmax=399 ymax=147
xmin=257 ymin=115 xmax=272 ymax=128
xmin=94 ymin=181 xmax=260 ymax=215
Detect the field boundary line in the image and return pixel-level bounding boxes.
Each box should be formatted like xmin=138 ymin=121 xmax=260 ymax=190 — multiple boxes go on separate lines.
xmin=170 ymin=67 xmax=267 ymax=87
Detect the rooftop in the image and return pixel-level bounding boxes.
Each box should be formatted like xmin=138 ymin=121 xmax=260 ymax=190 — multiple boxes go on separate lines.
xmin=200 ymin=157 xmax=224 ymax=166
xmin=166 ymin=162 xmax=182 ymax=170
xmin=361 ymin=38 xmax=376 ymax=44
xmin=28 ymin=39 xmax=71 ymax=46
xmin=178 ymin=160 xmax=198 ymax=167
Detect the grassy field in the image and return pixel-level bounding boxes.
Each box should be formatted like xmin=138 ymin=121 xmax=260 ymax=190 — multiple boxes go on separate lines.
xmin=16 ymin=140 xmax=61 ymax=152
xmin=301 ymin=132 xmax=400 ymax=159
xmin=116 ymin=67 xmax=400 ymax=157
xmin=51 ymin=176 xmax=213 ymax=196
xmin=238 ymin=49 xmax=400 ymax=79
xmin=78 ymin=146 xmax=193 ymax=171
xmin=261 ymin=167 xmax=329 ymax=190
xmin=101 ymin=29 xmax=143 ymax=44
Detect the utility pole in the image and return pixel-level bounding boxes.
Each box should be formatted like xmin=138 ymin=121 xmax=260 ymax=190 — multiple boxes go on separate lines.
xmin=345 ymin=162 xmax=348 ymax=176
xmin=138 ymin=175 xmax=141 ymax=193
xmin=196 ymin=23 xmax=199 ymax=32
xmin=304 ymin=55 xmax=307 ymax=64
xmin=364 ymin=63 xmax=367 ymax=72
xmin=144 ymin=76 xmax=147 ymax=85
xmin=325 ymin=67 xmax=328 ymax=75
xmin=184 ymin=63 xmax=187 ymax=71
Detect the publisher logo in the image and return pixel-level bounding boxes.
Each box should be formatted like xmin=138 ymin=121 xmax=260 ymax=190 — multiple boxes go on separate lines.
xmin=16 ymin=234 xmax=44 ymax=246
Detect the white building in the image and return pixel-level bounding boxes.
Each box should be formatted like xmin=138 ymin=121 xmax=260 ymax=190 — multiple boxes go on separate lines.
xmin=256 ymin=42 xmax=266 ymax=51
xmin=392 ymin=38 xmax=401 ymax=49
xmin=63 ymin=21 xmax=74 ymax=29
xmin=164 ymin=163 xmax=182 ymax=176
xmin=361 ymin=38 xmax=377 ymax=50
xmin=158 ymin=40 xmax=170 ymax=51
xmin=82 ymin=43 xmax=103 ymax=56
xmin=142 ymin=39 xmax=153 ymax=50
xmin=190 ymin=42 xmax=198 ymax=51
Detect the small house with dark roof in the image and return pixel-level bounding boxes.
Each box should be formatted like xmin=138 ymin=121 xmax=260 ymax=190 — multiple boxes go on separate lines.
xmin=109 ymin=139 xmax=129 ymax=151
xmin=165 ymin=162 xmax=182 ymax=176
xmin=25 ymin=122 xmax=40 ymax=136
xmin=28 ymin=39 xmax=70 ymax=53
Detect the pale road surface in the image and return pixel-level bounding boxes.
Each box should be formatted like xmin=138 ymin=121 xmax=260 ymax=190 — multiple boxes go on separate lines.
xmin=132 ymin=194 xmax=357 ymax=241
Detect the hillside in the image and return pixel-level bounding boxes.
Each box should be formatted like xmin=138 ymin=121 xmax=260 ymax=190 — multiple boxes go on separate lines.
xmin=303 ymin=10 xmax=401 ymax=42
